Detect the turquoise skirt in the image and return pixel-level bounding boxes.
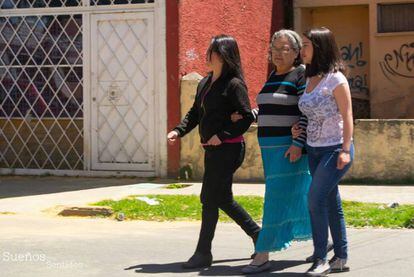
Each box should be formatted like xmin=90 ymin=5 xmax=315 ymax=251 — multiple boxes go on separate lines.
xmin=255 ymin=136 xmax=312 ymax=253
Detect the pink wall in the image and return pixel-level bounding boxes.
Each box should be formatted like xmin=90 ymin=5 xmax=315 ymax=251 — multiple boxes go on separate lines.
xmin=178 ymin=0 xmax=283 ymax=107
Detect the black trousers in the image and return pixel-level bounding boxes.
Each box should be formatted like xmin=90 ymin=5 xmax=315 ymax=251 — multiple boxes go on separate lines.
xmin=195 ymin=142 xmax=261 ymax=254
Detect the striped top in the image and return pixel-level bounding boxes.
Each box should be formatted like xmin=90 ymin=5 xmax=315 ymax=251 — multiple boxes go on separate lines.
xmin=255 ymin=65 xmax=308 ymax=147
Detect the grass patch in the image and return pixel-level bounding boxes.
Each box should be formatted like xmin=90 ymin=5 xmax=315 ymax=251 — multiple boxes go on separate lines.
xmin=92 ymin=195 xmax=414 ymax=229
xmin=343 ymin=201 xmax=414 ymax=228
xmin=93 ymin=195 xmax=262 ymax=222
xmin=165 ymin=183 xmax=192 ymax=189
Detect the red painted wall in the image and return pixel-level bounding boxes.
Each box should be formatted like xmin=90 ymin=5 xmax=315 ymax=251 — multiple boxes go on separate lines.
xmin=178 ymin=0 xmax=283 ymax=106
xmin=166 ymin=0 xmax=285 ymax=176
xmin=166 ymin=0 xmax=180 ymax=177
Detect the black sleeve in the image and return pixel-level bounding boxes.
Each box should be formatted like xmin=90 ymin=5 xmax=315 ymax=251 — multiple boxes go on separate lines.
xmin=216 ymin=79 xmax=254 ymax=141
xmin=172 ymin=81 xmax=203 ymax=137
xmin=292 ymin=66 xmax=308 ymax=148
xmin=173 ymin=99 xmax=199 ymax=138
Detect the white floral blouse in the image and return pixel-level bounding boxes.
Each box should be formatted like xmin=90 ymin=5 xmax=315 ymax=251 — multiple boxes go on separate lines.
xmin=298 ymin=71 xmax=349 ymax=147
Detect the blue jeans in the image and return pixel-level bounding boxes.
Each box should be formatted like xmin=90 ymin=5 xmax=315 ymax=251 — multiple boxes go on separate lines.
xmin=306 ymin=143 xmax=355 ymax=260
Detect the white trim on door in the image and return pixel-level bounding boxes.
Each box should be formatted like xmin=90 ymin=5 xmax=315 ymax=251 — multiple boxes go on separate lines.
xmin=153 ymin=0 xmax=167 ymax=177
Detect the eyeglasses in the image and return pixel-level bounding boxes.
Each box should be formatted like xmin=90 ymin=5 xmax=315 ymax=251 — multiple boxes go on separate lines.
xmin=270 ymin=47 xmax=291 ymax=54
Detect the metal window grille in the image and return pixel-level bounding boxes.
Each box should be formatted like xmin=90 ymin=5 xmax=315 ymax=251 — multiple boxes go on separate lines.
xmin=0 ymin=0 xmax=154 ymax=9
xmin=378 ymin=3 xmax=414 ymax=33
xmin=0 ymin=1 xmax=156 ymax=173
xmin=91 ymin=0 xmax=154 ymax=5
xmin=0 ymin=14 xmax=84 ymax=170
xmin=0 ymin=0 xmax=82 ymax=9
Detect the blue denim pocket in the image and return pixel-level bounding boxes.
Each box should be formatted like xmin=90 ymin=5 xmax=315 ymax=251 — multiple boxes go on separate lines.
xmin=323 ymin=148 xmax=342 ymax=167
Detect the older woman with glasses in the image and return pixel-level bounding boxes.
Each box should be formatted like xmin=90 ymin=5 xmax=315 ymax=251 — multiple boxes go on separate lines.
xmin=232 ymin=29 xmax=313 ymax=274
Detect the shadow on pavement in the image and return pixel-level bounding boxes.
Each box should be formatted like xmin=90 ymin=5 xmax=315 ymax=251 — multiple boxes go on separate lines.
xmin=126 ymin=259 xmax=307 ymax=276
xmin=0 ymin=176 xmax=175 ymax=199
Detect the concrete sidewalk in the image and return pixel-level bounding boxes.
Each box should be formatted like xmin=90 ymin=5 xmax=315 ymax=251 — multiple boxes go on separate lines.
xmin=0 ymin=176 xmax=413 ymax=215
xmin=0 ymin=215 xmax=413 ymax=277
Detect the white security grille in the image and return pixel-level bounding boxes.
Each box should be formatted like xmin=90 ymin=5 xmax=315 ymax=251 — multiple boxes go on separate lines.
xmin=91 ymin=13 xmax=154 ymax=171
xmin=0 ymin=15 xmax=84 ymax=170
xmin=0 ymin=1 xmax=163 ymax=175
xmin=91 ymin=0 xmax=154 ymax=5
xmin=0 ymin=0 xmax=154 ymax=9
xmin=0 ymin=0 xmax=82 ymax=9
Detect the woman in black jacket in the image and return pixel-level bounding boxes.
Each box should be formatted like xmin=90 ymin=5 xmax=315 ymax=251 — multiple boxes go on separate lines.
xmin=167 ymin=34 xmax=261 ymax=269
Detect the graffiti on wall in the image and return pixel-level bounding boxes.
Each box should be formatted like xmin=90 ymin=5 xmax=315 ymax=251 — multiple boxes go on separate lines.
xmin=340 ymin=42 xmax=369 ymax=94
xmin=341 ymin=42 xmax=367 ymax=68
xmin=379 ymin=42 xmax=414 ymax=80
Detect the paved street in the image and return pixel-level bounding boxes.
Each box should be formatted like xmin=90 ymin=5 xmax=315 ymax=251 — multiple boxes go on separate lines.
xmin=1 ymin=215 xmax=414 ymax=277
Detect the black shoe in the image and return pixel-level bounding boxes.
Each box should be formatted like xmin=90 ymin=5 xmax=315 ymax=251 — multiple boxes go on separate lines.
xmin=242 ymin=261 xmax=271 ymax=274
xmin=305 ymin=242 xmax=334 ymax=263
xmin=182 ymin=252 xmax=213 ymax=269
xmin=250 ymin=231 xmax=260 ymax=259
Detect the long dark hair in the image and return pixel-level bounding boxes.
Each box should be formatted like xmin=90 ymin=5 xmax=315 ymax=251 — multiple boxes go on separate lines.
xmin=303 ymin=27 xmax=346 ymax=77
xmin=206 ymin=34 xmax=244 ymax=81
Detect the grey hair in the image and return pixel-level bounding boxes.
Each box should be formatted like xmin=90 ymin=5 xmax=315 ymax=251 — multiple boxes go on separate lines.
xmin=269 ymin=29 xmax=303 ymax=66
xmin=270 ymin=29 xmax=302 ymax=52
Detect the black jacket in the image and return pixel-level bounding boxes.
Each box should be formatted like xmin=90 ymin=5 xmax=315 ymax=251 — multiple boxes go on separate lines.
xmin=173 ymin=73 xmax=254 ymax=144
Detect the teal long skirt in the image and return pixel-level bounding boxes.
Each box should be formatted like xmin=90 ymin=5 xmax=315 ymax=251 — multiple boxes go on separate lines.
xmin=255 ymin=136 xmax=312 ymax=253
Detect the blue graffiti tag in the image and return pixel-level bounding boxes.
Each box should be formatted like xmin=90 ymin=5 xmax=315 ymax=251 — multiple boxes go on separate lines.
xmin=340 ymin=42 xmax=367 ymax=68
xmin=340 ymin=42 xmax=369 ymax=93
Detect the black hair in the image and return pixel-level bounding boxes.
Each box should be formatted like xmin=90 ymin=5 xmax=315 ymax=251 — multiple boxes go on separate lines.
xmin=303 ymin=27 xmax=346 ymax=77
xmin=206 ymin=34 xmax=244 ymax=81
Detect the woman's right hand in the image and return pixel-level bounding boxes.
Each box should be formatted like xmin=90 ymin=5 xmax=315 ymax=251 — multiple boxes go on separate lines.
xmin=231 ymin=111 xmax=243 ymax=122
xmin=291 ymin=122 xmax=303 ymax=139
xmin=167 ymin=130 xmax=179 ymax=145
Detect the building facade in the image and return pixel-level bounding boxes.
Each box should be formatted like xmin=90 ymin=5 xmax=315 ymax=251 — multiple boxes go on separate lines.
xmin=294 ymin=0 xmax=414 ymax=119
xmin=0 ymin=0 xmax=282 ymax=177
xmin=3 ymin=0 xmax=410 ymax=179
